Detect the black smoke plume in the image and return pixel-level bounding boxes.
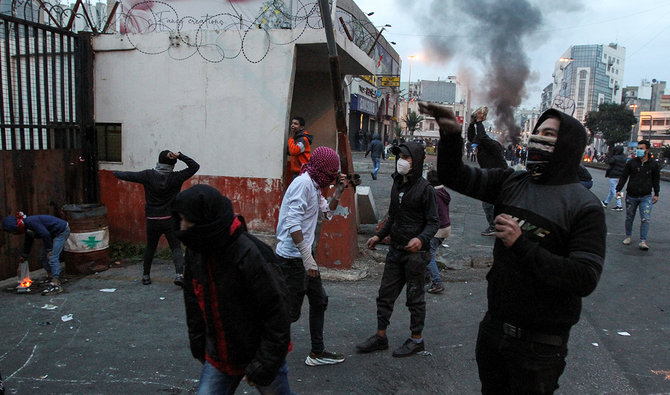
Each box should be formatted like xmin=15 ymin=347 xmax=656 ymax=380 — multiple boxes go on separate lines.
xmin=416 ymin=0 xmax=542 ymax=144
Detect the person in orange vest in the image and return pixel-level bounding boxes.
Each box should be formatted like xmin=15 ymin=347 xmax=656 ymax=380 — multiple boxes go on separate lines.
xmin=287 ymin=117 xmax=313 ymax=179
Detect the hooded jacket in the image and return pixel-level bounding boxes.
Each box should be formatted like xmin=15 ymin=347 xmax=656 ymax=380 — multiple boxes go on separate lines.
xmin=438 ymin=109 xmax=606 ymax=335
xmin=365 ymin=133 xmax=386 ymax=159
xmin=605 ymin=145 xmax=626 ymax=179
xmin=288 ymin=130 xmax=314 ymax=174
xmin=2 ymin=215 xmax=68 ymax=256
xmin=375 ymin=141 xmax=439 ymax=250
xmin=173 ymin=185 xmax=291 ymax=386
xmin=113 ymin=153 xmax=199 ymax=218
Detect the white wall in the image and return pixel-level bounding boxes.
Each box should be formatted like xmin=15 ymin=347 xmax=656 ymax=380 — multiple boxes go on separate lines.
xmin=94 ymin=29 xmax=297 ymax=179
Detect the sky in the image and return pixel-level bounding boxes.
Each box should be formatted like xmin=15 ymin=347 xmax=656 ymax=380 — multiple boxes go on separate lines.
xmin=354 ymin=0 xmax=670 ymax=110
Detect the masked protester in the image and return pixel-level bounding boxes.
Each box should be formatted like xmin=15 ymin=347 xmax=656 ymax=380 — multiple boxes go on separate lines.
xmin=615 ymin=140 xmax=660 ymax=250
xmin=2 ymin=213 xmax=70 ymax=295
xmin=275 ymin=146 xmax=348 ymax=367
xmin=114 ymin=150 xmax=199 ymax=286
xmin=357 ymin=141 xmax=439 ymax=358
xmin=421 ymin=102 xmax=606 ymax=395
xmin=172 ymin=185 xmax=295 ymax=395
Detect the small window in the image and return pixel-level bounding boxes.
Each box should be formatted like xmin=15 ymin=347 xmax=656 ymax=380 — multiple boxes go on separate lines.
xmin=653 ymin=119 xmax=665 ymax=126
xmin=97 ymin=123 xmax=122 ymax=162
xmin=430 ymin=122 xmax=435 ymax=130
xmin=617 ymin=59 xmax=620 ymax=64
xmin=641 ymin=119 xmax=651 ymax=126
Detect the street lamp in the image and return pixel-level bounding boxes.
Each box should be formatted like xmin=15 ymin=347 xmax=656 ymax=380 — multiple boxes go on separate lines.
xmin=408 ymin=54 xmax=419 ymax=98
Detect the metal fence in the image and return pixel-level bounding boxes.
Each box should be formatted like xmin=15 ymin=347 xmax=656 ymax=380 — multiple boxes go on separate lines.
xmin=0 ymin=13 xmax=80 ymax=151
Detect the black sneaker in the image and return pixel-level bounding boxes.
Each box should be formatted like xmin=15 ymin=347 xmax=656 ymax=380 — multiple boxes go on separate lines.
xmin=611 ymin=206 xmax=623 ymax=212
xmin=392 ymin=338 xmax=425 ymax=358
xmin=356 ymin=334 xmax=389 ymax=352
xmin=304 ymin=350 xmax=345 ymax=366
xmin=41 ymin=283 xmax=62 ymax=296
xmin=481 ymin=227 xmax=495 ymax=236
xmin=601 ymin=200 xmax=607 ymax=208
xmin=142 ymin=275 xmax=151 ymax=285
xmin=427 ymin=283 xmax=445 ymax=294
xmin=174 ymin=274 xmax=184 ymax=287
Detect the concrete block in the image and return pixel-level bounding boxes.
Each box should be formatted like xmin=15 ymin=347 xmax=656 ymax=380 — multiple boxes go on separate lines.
xmin=356 ymin=186 xmax=379 ymax=225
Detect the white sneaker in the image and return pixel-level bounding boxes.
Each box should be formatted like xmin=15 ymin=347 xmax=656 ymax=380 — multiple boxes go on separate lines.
xmin=639 ymin=241 xmax=649 ymax=251
xmin=622 ymin=237 xmax=632 ymax=245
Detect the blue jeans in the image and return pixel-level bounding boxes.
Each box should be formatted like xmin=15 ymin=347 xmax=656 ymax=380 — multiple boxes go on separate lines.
xmin=625 ymin=195 xmax=653 ymax=241
xmin=38 ymin=226 xmax=70 ymax=280
xmin=371 ymin=157 xmax=381 ymax=179
xmin=603 ymin=178 xmax=621 ymax=207
xmin=425 ymin=237 xmax=443 ymax=286
xmin=197 ymin=360 xmax=296 ymax=395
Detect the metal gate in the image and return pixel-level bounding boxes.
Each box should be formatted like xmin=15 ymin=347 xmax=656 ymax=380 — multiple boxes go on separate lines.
xmin=0 ymin=12 xmax=96 ymax=281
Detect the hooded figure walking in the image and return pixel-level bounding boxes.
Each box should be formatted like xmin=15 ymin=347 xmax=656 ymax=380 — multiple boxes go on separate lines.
xmin=173 ymin=185 xmax=295 ymax=395
xmin=421 ymin=102 xmax=606 ymax=394
xmin=357 ymin=141 xmax=439 ymax=358
xmin=114 ymin=150 xmax=199 ymax=285
xmin=364 ymin=133 xmax=386 ymax=180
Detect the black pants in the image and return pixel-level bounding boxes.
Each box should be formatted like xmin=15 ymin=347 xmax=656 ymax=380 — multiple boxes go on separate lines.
xmin=277 ymin=256 xmax=328 ymax=355
xmin=376 ymin=246 xmax=430 ymax=335
xmin=476 ymin=314 xmax=569 ymax=395
xmin=144 ymin=218 xmax=184 ymax=276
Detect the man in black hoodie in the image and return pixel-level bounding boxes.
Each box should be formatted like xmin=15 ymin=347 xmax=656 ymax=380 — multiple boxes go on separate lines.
xmin=114 ymin=150 xmax=199 ymax=286
xmin=467 ymin=106 xmax=509 ymax=236
xmin=601 ymin=145 xmax=626 ymax=211
xmin=421 ymin=102 xmax=606 ymax=395
xmin=172 ymin=185 xmax=294 ymax=394
xmin=356 ymin=141 xmax=439 ymax=358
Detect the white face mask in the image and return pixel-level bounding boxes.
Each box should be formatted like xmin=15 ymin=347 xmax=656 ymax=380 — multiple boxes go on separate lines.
xmin=397 ymin=158 xmax=412 ymax=175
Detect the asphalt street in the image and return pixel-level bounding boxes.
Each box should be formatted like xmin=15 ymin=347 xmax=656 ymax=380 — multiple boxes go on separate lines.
xmin=0 ymin=153 xmax=668 ymax=394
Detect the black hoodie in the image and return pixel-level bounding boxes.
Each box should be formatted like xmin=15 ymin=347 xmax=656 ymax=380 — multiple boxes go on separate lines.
xmin=605 ymin=145 xmax=626 ymax=179
xmin=376 ymin=141 xmax=439 ymax=250
xmin=173 ymin=185 xmax=291 ymax=386
xmin=437 ymin=109 xmax=606 ymax=335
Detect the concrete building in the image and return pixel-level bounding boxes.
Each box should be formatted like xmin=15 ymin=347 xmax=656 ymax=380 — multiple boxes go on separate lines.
xmin=540 ymin=83 xmax=553 ymax=113
xmin=515 ymin=108 xmax=541 ymax=145
xmin=551 ymin=43 xmax=625 ymax=121
xmin=89 ymin=0 xmax=400 ymax=268
xmin=623 ymin=80 xmax=667 ymax=145
xmin=637 ymin=111 xmax=670 ymax=147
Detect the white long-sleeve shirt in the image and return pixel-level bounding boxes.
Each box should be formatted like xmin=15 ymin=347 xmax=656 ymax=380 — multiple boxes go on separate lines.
xmin=275 ymin=172 xmax=333 ymax=259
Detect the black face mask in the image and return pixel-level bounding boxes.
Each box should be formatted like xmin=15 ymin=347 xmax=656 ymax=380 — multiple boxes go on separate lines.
xmin=172 ymin=185 xmax=234 ymax=254
xmin=526 ymin=134 xmax=556 ymax=179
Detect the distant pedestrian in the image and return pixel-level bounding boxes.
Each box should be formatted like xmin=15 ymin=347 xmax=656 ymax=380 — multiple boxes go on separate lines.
xmin=357 ymin=141 xmax=439 ymax=358
xmin=2 ymin=212 xmax=70 ymax=295
xmin=275 ymin=147 xmax=348 ymax=367
xmin=601 ymin=145 xmax=626 ymax=211
xmin=172 ymin=185 xmax=295 ymax=395
xmin=424 ymin=170 xmax=451 ymax=295
xmin=616 ymin=140 xmax=660 ymax=251
xmin=467 ymin=106 xmax=508 ymax=236
xmin=287 ymin=117 xmax=313 ymax=179
xmin=114 ymin=150 xmax=200 ymax=286
xmin=422 ymin=102 xmax=606 ymax=395
xmin=365 ymin=133 xmax=386 ymax=180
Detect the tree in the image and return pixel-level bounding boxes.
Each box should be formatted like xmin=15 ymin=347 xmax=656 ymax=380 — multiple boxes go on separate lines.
xmin=393 ymin=125 xmax=403 ymax=140
xmin=584 ymin=103 xmax=637 ymax=149
xmin=402 ymin=110 xmax=424 ymax=134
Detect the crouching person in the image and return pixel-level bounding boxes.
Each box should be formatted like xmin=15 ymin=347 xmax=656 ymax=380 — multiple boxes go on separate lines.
xmin=172 ymin=185 xmax=296 ymax=395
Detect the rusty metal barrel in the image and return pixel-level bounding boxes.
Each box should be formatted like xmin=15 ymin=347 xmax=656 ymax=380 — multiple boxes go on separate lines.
xmin=62 ymin=204 xmax=110 ymax=274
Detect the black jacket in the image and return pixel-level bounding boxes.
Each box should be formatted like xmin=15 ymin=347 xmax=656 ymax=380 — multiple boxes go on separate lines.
xmin=467 ymin=122 xmax=508 ymax=169
xmin=376 ymin=141 xmax=439 ymax=250
xmin=616 ymin=156 xmax=661 ymax=198
xmin=114 ymin=153 xmax=200 ymax=217
xmin=605 ymin=146 xmax=626 ymax=179
xmin=438 ymin=109 xmax=606 ymax=335
xmin=183 ymin=232 xmax=290 ymax=386
xmin=365 ymin=134 xmax=386 ymax=159
xmin=174 ymin=185 xmax=290 ymax=387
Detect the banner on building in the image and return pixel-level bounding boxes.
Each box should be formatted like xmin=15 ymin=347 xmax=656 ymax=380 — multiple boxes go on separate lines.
xmin=350 ymin=94 xmax=377 ymax=116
